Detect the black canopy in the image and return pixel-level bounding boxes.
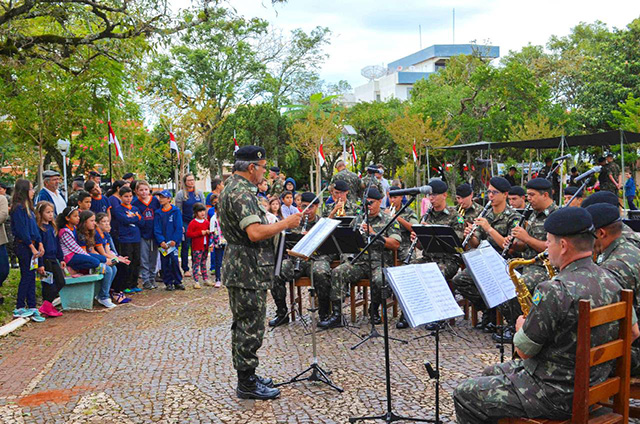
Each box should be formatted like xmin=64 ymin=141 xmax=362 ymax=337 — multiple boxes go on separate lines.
xmin=439 ymin=130 xmax=640 ymax=151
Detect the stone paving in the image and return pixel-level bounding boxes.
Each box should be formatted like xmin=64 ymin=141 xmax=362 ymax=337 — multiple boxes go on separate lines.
xmin=0 ymin=279 xmax=511 ymax=423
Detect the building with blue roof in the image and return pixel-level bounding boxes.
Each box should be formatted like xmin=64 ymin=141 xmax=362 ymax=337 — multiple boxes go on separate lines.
xmin=353 ymin=44 xmax=499 ymax=103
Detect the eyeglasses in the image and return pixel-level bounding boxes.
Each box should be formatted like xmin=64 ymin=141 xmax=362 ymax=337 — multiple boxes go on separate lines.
xmin=486 ymin=190 xmax=501 ymax=195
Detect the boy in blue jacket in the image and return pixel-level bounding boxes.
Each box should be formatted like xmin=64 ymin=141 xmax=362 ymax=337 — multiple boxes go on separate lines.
xmin=113 ymin=186 xmax=143 ymax=292
xmin=154 ymin=190 xmax=184 ymax=290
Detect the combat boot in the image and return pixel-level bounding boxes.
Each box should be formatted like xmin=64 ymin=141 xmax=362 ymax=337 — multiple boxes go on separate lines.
xmin=317 ymin=294 xmax=331 ymax=322
xmin=482 ymin=308 xmax=498 ymax=334
xmin=236 ymin=370 xmax=280 ymax=400
xmin=268 ymin=298 xmax=289 ymax=327
xmin=318 ymin=301 xmax=343 ymax=329
xmin=369 ymin=303 xmax=381 ymax=325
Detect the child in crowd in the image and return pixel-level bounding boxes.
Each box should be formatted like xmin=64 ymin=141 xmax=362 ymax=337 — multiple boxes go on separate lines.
xmin=133 ymin=180 xmax=160 ymax=289
xmin=10 ymin=179 xmax=45 ymax=321
xmin=625 ymin=169 xmax=637 ymax=211
xmin=261 ymin=197 xmax=278 ymax=224
xmin=294 ymin=193 xmax=302 ymax=211
xmin=154 ymin=190 xmax=184 ymax=291
xmin=94 ymin=213 xmax=131 ymax=304
xmin=208 ymin=199 xmax=226 ymax=287
xmin=76 ymin=191 xmax=92 ymax=212
xmin=35 ymin=202 xmax=65 ymax=317
xmin=268 ymin=197 xmax=282 ymax=221
xmin=113 ymin=186 xmax=142 ymax=293
xmin=86 ymin=180 xmax=111 ymax=219
xmin=56 ymin=208 xmax=116 ymax=308
xmin=186 ymin=203 xmax=209 ymax=289
xmin=280 ymin=191 xmax=298 ymax=218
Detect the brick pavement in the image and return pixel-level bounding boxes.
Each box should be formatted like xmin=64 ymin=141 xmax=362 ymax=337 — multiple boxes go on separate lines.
xmin=0 ymin=280 xmax=509 ymax=423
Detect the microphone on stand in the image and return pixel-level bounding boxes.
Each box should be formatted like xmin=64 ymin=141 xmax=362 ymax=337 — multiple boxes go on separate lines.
xmin=575 ymin=166 xmax=601 ymax=182
xmin=381 ymin=186 xmax=433 ymax=196
xmin=553 ymin=154 xmax=572 ymax=162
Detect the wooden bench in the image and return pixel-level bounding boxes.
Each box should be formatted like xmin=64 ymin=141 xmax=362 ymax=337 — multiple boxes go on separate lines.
xmin=59 ymin=274 xmax=104 ymax=310
xmin=498 ymin=289 xmax=633 ymax=424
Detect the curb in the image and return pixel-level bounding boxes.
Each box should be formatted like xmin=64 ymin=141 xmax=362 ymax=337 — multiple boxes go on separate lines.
xmin=0 ymin=317 xmax=29 ymax=337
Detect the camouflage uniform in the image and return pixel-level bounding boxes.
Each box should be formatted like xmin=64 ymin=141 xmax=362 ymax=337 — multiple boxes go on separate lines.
xmin=452 ymin=206 xmax=521 ymax=312
xmin=332 ymin=211 xmax=401 ymax=304
xmin=218 ymin=174 xmax=275 ymax=373
xmin=269 ymin=178 xmax=284 ymax=198
xmin=454 ymin=257 xmax=626 ymax=423
xmin=411 ymin=206 xmax=464 ymax=281
xmin=459 ymin=201 xmax=484 ymax=226
xmin=597 ymin=236 xmax=640 ymax=376
xmin=392 ymin=206 xmax=419 ymax=262
xmin=609 ymin=161 xmax=621 ymax=189
xmin=622 ymin=223 xmax=640 ymax=249
xmin=599 ymin=164 xmax=618 ymax=194
xmin=360 ymin=175 xmax=383 ymax=200
xmin=520 ymin=203 xmax=558 ymax=292
xmin=271 ymin=216 xmax=332 ymax=316
xmin=331 ymin=169 xmax=361 ymax=204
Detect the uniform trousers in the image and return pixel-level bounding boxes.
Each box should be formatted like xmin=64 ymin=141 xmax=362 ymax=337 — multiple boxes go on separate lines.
xmin=228 ymin=286 xmax=267 ymax=372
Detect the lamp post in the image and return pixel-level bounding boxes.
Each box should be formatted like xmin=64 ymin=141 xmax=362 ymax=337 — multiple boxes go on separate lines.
xmin=56 ymin=138 xmax=71 ymax=201
xmin=184 ymin=149 xmax=193 ymax=174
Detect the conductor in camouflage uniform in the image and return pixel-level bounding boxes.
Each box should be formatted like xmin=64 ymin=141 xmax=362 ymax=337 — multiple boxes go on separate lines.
xmin=587 ymin=203 xmax=640 ymax=375
xmin=218 ymin=146 xmax=301 ymax=400
xmin=269 ymin=192 xmax=333 ymax=327
xmin=455 ymin=183 xmax=484 ymax=225
xmin=326 ymin=187 xmax=401 ymax=326
xmin=452 ymin=177 xmax=521 ymax=332
xmin=454 ymin=207 xmax=639 ymax=423
xmin=506 ymin=178 xmax=558 ymax=293
xmin=411 ymin=179 xmax=464 ymax=280
xmin=268 ymin=166 xmax=284 ymax=199
xmin=330 ymin=160 xmax=361 ymax=204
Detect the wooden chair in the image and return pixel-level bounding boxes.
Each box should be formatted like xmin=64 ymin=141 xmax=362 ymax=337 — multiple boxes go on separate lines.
xmin=288 ymin=261 xmax=342 ymax=322
xmin=629 ymin=378 xmax=640 ymax=418
xmin=349 ymin=252 xmax=400 ymax=323
xmin=498 ymin=289 xmax=633 ymax=424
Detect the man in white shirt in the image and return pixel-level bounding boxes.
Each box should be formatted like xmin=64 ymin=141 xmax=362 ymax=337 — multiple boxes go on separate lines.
xmin=376 ymin=164 xmax=390 ymax=208
xmin=37 ymin=170 xmax=66 ymax=215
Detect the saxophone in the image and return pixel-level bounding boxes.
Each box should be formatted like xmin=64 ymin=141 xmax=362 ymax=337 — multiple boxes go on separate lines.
xmin=506 ymin=251 xmax=555 ymax=316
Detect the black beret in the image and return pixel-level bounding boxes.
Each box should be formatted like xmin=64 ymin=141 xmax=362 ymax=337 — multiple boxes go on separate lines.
xmin=585 ymin=204 xmax=620 ymax=229
xmin=270 ymin=166 xmax=280 ymax=173
xmin=300 ymin=192 xmax=319 ymax=204
xmin=563 ymin=186 xmax=583 ymax=198
xmin=607 ymin=153 xmax=614 ymax=158
xmin=72 ymin=176 xmax=85 ymax=182
xmin=89 ymin=171 xmax=101 ymax=177
xmin=122 ymin=173 xmax=134 ymax=180
xmin=526 ymin=178 xmax=552 ymax=191
xmin=333 ymin=180 xmax=349 ymax=192
xmin=489 ymin=177 xmax=511 ymax=193
xmin=456 ymin=183 xmax=473 ymax=198
xmin=365 ymin=187 xmax=384 ymax=200
xmin=508 ymin=186 xmax=525 ymax=196
xmin=544 ymin=207 xmax=594 ymax=236
xmin=570 ymin=167 xmax=577 ymax=173
xmin=389 ymin=186 xmax=403 ymax=196
xmin=598 ymin=157 xmax=606 ymax=163
xmin=428 ymin=179 xmax=448 ymax=194
xmin=581 ymin=191 xmax=619 ymax=208
xmin=235 ymin=145 xmax=266 ymax=161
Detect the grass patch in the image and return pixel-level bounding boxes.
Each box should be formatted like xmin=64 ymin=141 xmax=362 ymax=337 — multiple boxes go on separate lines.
xmin=1 ymin=268 xmax=44 ymax=326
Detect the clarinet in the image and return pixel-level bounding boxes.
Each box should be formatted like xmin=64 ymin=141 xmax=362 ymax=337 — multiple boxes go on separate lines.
xmin=461 ymin=200 xmax=492 ymax=248
xmin=403 ymin=205 xmax=432 ymax=264
xmin=293 ymin=215 xmax=309 ymax=272
xmin=501 ymin=203 xmax=532 ymax=257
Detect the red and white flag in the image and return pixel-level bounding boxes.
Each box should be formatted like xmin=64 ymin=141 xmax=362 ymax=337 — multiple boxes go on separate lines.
xmin=351 ymin=141 xmax=358 ymax=164
xmin=233 ymin=130 xmax=239 ymax=153
xmin=318 ymin=138 xmax=326 ymax=167
xmin=412 ymin=139 xmax=418 ymax=162
xmin=108 ymin=119 xmax=124 ymax=161
xmin=169 ymin=131 xmax=179 ymax=158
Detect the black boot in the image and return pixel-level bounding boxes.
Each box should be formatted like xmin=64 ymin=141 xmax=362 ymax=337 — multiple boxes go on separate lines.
xmin=369 ymin=303 xmax=381 ymax=325
xmin=268 ymin=312 xmax=289 ymax=327
xmin=492 ymin=325 xmax=515 ymax=343
xmin=318 ymin=295 xmax=331 ymax=322
xmin=236 ymin=370 xmax=280 ymax=400
xmin=318 ymin=301 xmax=344 ymax=329
xmin=396 ymin=313 xmax=409 ymax=329
xmin=482 ymin=309 xmax=498 ymax=333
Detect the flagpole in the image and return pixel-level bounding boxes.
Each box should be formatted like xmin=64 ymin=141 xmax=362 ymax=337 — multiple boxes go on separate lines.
xmin=107 ymin=111 xmax=113 ymax=187
xmin=170 ymin=123 xmax=176 ymax=194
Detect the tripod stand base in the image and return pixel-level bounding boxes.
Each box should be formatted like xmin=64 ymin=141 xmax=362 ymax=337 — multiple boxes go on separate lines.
xmin=274 ymin=362 xmax=343 ymax=393
xmin=351 ymin=326 xmax=408 ymax=350
xmin=349 ymin=411 xmax=436 ymax=423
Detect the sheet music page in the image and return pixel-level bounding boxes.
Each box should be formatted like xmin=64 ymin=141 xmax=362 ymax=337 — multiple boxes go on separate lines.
xmin=463 ymin=249 xmax=507 ymax=308
xmin=291 ymin=218 xmax=341 ymax=258
xmin=385 ymin=263 xmax=462 ymax=327
xmin=480 ymin=248 xmax=517 ymax=300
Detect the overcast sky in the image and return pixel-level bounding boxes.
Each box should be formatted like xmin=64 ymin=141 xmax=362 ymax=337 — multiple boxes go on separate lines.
xmin=176 ymin=0 xmax=640 ymax=90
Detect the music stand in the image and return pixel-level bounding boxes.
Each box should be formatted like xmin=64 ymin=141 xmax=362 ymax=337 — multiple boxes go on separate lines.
xmin=273 ymin=231 xmax=311 ymax=330
xmin=624 ymin=219 xmax=640 ymax=232
xmin=412 ymin=224 xmax=463 ymax=256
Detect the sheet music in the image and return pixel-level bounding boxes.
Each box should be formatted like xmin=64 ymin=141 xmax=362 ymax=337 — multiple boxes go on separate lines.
xmin=385 ymin=263 xmax=463 ymax=327
xmin=291 ymin=218 xmax=341 ymax=258
xmin=462 ymin=246 xmax=516 ymax=309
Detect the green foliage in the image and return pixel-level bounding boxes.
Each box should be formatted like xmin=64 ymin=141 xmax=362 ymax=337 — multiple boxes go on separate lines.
xmin=612 ymin=93 xmax=640 ymax=132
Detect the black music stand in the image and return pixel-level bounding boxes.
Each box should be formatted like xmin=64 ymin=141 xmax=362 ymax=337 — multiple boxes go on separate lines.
xmin=273 ymin=232 xmax=310 ymax=330
xmin=412 ymin=224 xmax=463 ymax=256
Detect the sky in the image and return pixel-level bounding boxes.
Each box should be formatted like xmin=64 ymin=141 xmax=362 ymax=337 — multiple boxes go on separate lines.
xmin=175 ymin=0 xmax=640 ymax=90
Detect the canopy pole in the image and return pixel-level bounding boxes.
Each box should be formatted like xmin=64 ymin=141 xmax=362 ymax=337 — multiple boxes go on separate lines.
xmin=621 ymin=129 xmax=627 ymax=216
xmin=559 ymin=135 xmax=565 ymax=207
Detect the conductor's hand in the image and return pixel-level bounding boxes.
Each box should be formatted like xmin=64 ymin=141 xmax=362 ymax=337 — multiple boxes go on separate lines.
xmin=283 ymin=212 xmax=302 ymax=229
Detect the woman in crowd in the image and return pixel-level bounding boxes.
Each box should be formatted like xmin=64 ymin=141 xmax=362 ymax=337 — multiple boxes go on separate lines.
xmin=175 ymin=173 xmax=204 ymax=277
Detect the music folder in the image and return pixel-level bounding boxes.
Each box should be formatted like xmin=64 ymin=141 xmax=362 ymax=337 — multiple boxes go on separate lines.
xmin=385 ymin=263 xmax=463 ymax=327
xmin=461 ymin=244 xmax=517 ymax=309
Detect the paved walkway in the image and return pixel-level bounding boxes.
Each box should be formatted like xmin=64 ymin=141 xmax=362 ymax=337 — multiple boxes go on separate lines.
xmin=0 ymin=281 xmax=504 ymax=423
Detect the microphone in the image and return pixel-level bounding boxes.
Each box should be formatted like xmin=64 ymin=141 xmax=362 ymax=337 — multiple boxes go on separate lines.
xmin=366 ymin=165 xmax=381 ymax=174
xmin=575 ymin=166 xmax=601 ymax=182
xmin=387 ymin=186 xmax=432 ymax=196
xmin=553 ymin=154 xmax=572 ymax=162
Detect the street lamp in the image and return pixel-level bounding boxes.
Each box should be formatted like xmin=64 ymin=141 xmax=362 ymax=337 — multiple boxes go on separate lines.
xmin=184 ymin=149 xmax=193 ymax=174
xmin=341 ymin=125 xmax=357 ymax=163
xmin=56 ymin=138 xmax=71 ymax=201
